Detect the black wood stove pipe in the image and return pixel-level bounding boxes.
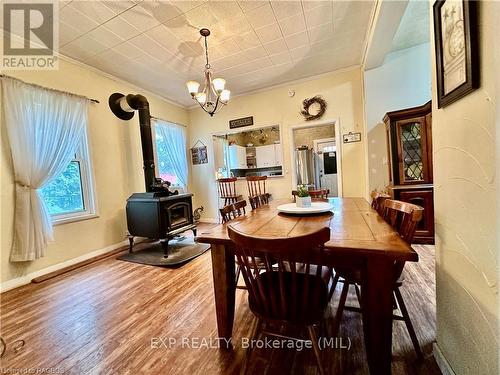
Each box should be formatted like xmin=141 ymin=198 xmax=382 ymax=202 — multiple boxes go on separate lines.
xmin=109 ymin=93 xmax=155 ymax=192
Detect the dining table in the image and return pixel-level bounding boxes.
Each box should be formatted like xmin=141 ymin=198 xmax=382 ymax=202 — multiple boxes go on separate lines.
xmin=195 ymin=197 xmax=418 ymax=375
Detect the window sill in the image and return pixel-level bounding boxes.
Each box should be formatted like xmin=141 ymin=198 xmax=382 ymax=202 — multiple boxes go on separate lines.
xmin=52 ymin=213 xmax=99 ymax=226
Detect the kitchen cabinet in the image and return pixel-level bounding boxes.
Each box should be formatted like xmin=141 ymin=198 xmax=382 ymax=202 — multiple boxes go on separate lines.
xmin=229 ymin=145 xmax=247 ymax=169
xmin=256 ymin=143 xmax=282 ymax=168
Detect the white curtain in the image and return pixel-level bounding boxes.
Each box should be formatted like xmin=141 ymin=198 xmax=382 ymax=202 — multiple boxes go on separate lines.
xmin=154 ymin=119 xmax=189 ymax=188
xmin=1 ymin=76 xmax=89 ymax=261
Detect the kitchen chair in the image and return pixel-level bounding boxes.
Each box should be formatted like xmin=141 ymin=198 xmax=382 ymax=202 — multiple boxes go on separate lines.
xmin=292 ymin=189 xmax=330 ymax=201
xmin=217 ymin=177 xmax=242 ymax=206
xmin=219 ymin=200 xmax=251 ymax=289
xmin=248 ymin=194 xmax=267 ymax=210
xmin=219 ymin=200 xmax=247 ymax=223
xmin=228 ymin=225 xmax=331 ymax=375
xmin=332 ymin=199 xmax=424 ymax=360
xmin=246 ymin=176 xmax=271 ymax=205
xmin=371 ymin=191 xmax=391 ymax=216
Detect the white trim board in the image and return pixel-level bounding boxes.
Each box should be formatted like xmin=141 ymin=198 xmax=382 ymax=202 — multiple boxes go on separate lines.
xmin=0 ymin=238 xmax=138 ymax=293
xmin=433 ymin=343 xmax=456 ymax=375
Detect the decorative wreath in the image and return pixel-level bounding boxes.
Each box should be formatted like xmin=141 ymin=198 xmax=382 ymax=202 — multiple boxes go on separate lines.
xmin=300 ymin=96 xmax=327 ymax=121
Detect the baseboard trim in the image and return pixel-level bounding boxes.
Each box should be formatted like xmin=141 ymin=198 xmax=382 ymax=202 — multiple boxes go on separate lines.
xmin=433 ymin=343 xmax=456 ymax=375
xmin=0 ymin=238 xmax=138 ymax=293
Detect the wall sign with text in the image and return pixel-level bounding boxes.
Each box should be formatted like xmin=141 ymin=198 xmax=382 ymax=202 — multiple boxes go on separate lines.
xmin=229 ymin=116 xmax=253 ymax=129
xmin=343 ymin=132 xmax=361 ymax=143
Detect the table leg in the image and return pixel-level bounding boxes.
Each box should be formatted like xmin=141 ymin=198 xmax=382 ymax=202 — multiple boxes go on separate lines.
xmin=361 ymin=257 xmax=395 ymax=375
xmin=210 ymin=243 xmax=236 ymax=346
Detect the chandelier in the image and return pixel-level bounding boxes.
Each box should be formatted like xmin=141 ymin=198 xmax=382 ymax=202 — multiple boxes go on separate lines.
xmin=186 ymin=28 xmax=230 ymax=117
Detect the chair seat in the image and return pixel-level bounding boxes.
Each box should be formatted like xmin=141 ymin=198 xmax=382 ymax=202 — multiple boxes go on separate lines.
xmin=248 ymin=271 xmax=328 ymax=325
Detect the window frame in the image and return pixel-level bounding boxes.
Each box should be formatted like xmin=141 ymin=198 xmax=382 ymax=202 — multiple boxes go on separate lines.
xmin=47 ymin=127 xmax=98 ymax=225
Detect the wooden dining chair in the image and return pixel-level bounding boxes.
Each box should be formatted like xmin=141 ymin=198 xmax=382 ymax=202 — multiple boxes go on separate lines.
xmin=370 ymin=191 xmax=391 ymax=216
xmin=219 ymin=200 xmax=247 ymax=223
xmin=219 ymin=200 xmax=250 ymax=289
xmin=228 ymin=225 xmax=331 ymax=375
xmin=332 ymin=199 xmax=424 ymax=360
xmin=217 ymin=177 xmax=242 ymax=206
xmin=248 ymin=194 xmax=267 ymax=210
xmin=292 ymin=189 xmax=329 ymax=201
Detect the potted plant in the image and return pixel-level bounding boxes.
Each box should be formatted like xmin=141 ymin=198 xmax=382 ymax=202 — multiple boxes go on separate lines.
xmin=296 ymin=185 xmax=312 ymax=208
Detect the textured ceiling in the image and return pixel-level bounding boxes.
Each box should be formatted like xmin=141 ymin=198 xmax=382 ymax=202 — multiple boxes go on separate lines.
xmin=391 ymin=0 xmax=429 ymax=52
xmin=5 ymin=1 xmax=376 ymax=107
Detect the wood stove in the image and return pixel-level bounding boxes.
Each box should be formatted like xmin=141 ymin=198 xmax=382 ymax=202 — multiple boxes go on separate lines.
xmin=109 ymin=92 xmax=196 ymax=257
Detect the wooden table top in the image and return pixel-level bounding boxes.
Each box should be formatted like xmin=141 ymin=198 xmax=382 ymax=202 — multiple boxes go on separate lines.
xmin=196 ymin=198 xmax=418 ymax=262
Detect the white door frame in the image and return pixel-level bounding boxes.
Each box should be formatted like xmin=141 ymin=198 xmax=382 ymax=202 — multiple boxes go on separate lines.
xmin=289 ymin=118 xmax=343 ymax=197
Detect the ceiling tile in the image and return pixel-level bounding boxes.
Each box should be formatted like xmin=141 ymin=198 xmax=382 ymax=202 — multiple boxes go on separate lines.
xmin=231 ymin=31 xmax=261 ymax=50
xmin=139 ymin=1 xmax=184 ymax=24
xmin=304 ymin=2 xmax=332 ymax=28
xmin=70 ymin=1 xmax=117 ymax=24
xmin=209 ymin=1 xmax=243 ymax=21
xmin=60 ymin=4 xmax=100 ymax=35
xmin=100 ymin=1 xmax=137 ymax=15
xmin=241 ymin=45 xmax=268 ymax=60
xmin=279 ymin=13 xmax=306 ymax=35
xmin=301 ymin=0 xmax=324 ymax=12
xmin=244 ymin=3 xmax=276 ymax=29
xmin=270 ymin=1 xmax=302 ymax=20
xmin=112 ymin=42 xmax=144 ymax=60
xmin=307 ymin=22 xmax=334 ymax=43
xmin=289 ymin=44 xmax=309 ymax=62
xmin=284 ymin=30 xmax=309 ymax=49
xmin=263 ymin=38 xmax=287 ymax=55
xmin=103 ymin=15 xmax=142 ymax=39
xmin=145 ymin=24 xmax=184 ymax=53
xmin=184 ymin=3 xmax=219 ymax=28
xmin=119 ymin=3 xmax=161 ymax=32
xmin=254 ymin=23 xmax=282 ymax=43
xmin=169 ymin=1 xmax=205 ymax=13
xmin=269 ymin=51 xmax=292 ymax=65
xmin=59 ymin=20 xmax=83 ymax=46
xmin=86 ymin=26 xmax=124 ymax=49
xmin=129 ymin=34 xmax=169 ymax=58
xmin=237 ymin=0 xmax=268 ymax=13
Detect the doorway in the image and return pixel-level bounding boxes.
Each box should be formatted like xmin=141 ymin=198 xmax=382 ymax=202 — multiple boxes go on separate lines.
xmin=290 ymin=121 xmax=342 ymax=197
xmin=313 ymin=138 xmax=338 ymax=196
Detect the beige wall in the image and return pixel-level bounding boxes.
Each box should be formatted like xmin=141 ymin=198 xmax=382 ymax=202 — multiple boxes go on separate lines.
xmin=430 ymin=1 xmax=499 ymax=374
xmin=0 ymin=58 xmax=188 ymax=284
xmin=188 ymin=68 xmax=368 ymax=221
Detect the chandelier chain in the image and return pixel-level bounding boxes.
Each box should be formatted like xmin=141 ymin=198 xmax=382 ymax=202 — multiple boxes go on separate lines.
xmin=204 ymin=36 xmax=210 ymax=69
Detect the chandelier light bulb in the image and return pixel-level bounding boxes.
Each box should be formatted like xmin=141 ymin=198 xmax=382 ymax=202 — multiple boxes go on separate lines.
xmin=186 ymin=81 xmax=200 ymax=95
xmin=212 ymin=78 xmax=226 ymax=93
xmin=195 ymin=92 xmax=206 ymax=104
xmin=220 ymin=89 xmax=230 ymax=103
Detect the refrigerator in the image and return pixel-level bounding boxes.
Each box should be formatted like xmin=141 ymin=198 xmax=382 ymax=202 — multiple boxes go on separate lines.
xmin=295 ymin=147 xmax=320 ymax=188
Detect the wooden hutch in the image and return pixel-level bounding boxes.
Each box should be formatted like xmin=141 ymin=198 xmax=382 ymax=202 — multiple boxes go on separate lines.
xmin=384 ymin=101 xmax=434 ymax=244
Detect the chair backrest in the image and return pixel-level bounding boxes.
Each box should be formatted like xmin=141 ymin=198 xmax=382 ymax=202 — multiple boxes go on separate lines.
xmin=291 ymin=189 xmax=329 ymax=201
xmin=219 ymin=200 xmax=247 ymax=223
xmin=246 ymin=176 xmax=267 ymax=198
xmin=249 ymin=194 xmax=266 ymax=210
xmin=228 ymin=225 xmax=331 ymax=322
xmin=381 ymin=199 xmax=424 ymax=244
xmin=371 ymin=191 xmax=391 ymax=215
xmin=217 ymin=177 xmax=238 ymax=198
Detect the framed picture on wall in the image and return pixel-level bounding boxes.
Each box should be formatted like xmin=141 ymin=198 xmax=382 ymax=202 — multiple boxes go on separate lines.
xmin=191 ymin=140 xmax=208 ymax=165
xmin=433 ymin=0 xmax=479 ymax=108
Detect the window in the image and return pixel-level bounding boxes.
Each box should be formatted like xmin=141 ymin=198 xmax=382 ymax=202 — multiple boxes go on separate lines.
xmin=153 ymin=120 xmax=188 ymax=188
xmin=39 ymin=129 xmax=96 ymax=224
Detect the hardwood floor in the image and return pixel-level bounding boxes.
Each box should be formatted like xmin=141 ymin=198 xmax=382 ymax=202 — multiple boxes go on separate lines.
xmin=0 ymin=224 xmax=440 ymax=374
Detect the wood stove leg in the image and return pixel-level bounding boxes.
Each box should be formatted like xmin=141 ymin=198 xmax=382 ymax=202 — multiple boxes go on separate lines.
xmin=161 ymin=239 xmax=169 ymax=258
xmin=192 ymin=228 xmax=197 ymax=237
xmin=128 ymin=235 xmax=134 ymax=253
